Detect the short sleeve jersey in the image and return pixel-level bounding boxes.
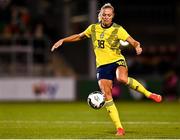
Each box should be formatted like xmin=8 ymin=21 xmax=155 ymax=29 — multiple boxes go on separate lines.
xmin=83 ymin=23 xmax=130 ymax=67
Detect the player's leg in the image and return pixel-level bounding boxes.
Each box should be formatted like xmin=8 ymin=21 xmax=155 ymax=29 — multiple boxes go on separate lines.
xmin=116 ymin=66 xmax=162 ymax=102
xmin=98 ymin=79 xmax=124 ymax=135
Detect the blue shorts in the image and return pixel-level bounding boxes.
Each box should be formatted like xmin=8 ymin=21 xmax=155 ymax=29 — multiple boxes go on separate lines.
xmin=96 ymin=59 xmax=127 ymax=81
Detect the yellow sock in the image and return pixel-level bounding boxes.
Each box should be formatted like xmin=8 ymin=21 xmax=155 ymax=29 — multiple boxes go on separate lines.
xmin=105 ymin=100 xmax=123 ymax=129
xmin=127 ymin=77 xmax=151 ymax=97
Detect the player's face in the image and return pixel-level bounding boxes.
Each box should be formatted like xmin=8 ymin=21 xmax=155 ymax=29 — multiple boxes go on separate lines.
xmin=101 ymin=8 xmax=114 ymax=26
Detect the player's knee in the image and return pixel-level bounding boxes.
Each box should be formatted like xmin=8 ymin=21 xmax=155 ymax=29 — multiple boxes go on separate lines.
xmin=117 ymin=76 xmax=128 ymax=84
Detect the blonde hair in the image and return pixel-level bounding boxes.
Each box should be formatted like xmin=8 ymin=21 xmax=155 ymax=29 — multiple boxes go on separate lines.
xmin=98 ymin=3 xmax=114 ymax=22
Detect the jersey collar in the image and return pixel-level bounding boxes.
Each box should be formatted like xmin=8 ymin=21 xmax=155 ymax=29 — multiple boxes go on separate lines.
xmin=100 ymin=22 xmax=114 ymax=29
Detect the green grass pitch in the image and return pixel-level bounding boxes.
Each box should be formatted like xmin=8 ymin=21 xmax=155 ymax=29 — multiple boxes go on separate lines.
xmin=0 ymin=100 xmax=180 ymax=139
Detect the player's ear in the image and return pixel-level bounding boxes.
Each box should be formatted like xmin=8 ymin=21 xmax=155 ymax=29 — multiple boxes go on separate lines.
xmin=112 ymin=12 xmax=115 ymax=18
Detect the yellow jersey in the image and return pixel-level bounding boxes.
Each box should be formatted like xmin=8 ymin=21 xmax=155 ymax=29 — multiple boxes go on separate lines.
xmin=83 ymin=22 xmax=130 ymax=67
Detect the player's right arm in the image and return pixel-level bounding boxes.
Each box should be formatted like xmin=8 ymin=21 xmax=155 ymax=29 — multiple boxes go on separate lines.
xmin=126 ymin=36 xmax=142 ymax=55
xmin=51 ymin=32 xmax=87 ymax=52
xmin=118 ymin=26 xmax=142 ymax=55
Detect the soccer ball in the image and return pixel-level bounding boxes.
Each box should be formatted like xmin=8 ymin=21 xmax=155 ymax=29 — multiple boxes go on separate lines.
xmin=87 ymin=91 xmax=105 ymax=109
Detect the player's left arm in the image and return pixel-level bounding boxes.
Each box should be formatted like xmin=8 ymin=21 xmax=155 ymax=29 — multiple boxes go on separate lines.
xmin=126 ymin=36 xmax=142 ymax=55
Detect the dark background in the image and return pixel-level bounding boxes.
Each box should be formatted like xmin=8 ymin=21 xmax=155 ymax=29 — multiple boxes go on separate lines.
xmin=0 ymin=0 xmax=179 ymax=77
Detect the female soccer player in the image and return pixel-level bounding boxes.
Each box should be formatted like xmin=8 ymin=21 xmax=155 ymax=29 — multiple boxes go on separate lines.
xmin=51 ymin=3 xmax=162 ymax=136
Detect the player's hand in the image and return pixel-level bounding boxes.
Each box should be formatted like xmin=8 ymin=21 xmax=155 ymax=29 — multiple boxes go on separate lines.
xmin=135 ymin=46 xmax=142 ymax=55
xmin=51 ymin=39 xmax=63 ymax=52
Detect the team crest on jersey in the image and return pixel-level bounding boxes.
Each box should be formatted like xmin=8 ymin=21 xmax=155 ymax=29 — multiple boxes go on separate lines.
xmin=100 ymin=30 xmax=105 ymax=38
xmin=100 ymin=32 xmax=104 ymax=38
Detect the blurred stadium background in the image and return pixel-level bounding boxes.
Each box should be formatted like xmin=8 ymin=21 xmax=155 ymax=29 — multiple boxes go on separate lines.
xmin=0 ymin=0 xmax=180 ymax=138
xmin=0 ymin=0 xmax=179 ymax=101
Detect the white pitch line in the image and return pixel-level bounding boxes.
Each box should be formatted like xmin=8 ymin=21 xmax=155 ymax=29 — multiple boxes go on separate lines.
xmin=0 ymin=120 xmax=180 ymax=125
